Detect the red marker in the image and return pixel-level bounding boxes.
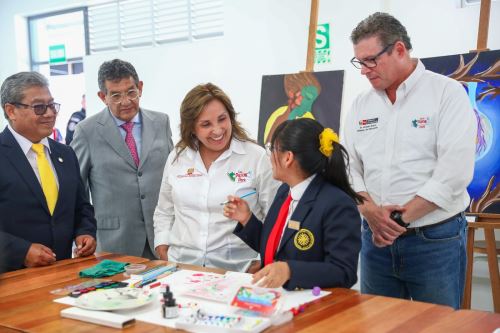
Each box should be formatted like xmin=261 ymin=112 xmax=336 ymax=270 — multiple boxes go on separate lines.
xmin=148 ymin=281 xmax=161 ymax=289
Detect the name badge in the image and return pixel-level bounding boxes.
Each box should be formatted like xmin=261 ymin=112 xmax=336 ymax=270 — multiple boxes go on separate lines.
xmin=288 ymin=220 xmax=300 ymax=230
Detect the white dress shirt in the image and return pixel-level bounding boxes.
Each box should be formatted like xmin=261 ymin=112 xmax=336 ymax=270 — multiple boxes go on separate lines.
xmin=8 ymin=125 xmax=59 ymax=187
xmin=342 ymin=60 xmax=476 ymax=227
xmin=277 ymin=174 xmax=315 ymax=249
xmin=154 ymin=138 xmax=280 ymax=272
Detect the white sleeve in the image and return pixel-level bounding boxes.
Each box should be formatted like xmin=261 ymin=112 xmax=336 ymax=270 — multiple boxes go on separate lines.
xmin=341 ymin=98 xmax=367 ymax=193
xmin=153 ymin=151 xmax=176 ymax=248
xmin=416 ymin=80 xmax=476 ymax=210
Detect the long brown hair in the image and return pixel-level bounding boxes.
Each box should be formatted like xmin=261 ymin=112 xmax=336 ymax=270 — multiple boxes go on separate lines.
xmin=175 ymin=83 xmax=254 ymax=159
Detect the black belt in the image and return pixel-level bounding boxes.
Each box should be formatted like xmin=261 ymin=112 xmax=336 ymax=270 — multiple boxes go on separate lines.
xmin=399 ymin=212 xmax=463 ymax=237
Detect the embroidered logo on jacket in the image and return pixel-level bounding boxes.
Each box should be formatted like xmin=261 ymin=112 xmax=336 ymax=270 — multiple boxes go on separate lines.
xmin=411 ymin=117 xmax=431 ymax=128
xmin=357 ymin=117 xmax=379 ymax=132
xmin=227 ymin=171 xmax=252 ymax=183
xmin=177 ymin=167 xmax=203 ymax=178
xmin=294 ymin=228 xmax=314 ymax=251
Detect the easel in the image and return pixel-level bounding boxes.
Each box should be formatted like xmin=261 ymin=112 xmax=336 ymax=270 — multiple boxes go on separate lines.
xmin=305 ymin=0 xmax=320 ymax=72
xmin=462 ymin=0 xmax=499 ymax=312
xmin=475 ymin=0 xmax=491 ymax=52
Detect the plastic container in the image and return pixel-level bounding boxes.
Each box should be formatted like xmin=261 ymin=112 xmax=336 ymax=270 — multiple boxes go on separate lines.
xmin=124 ymin=264 xmax=147 ymax=277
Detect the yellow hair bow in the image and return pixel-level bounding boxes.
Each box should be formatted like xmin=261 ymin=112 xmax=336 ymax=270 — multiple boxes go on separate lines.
xmin=319 ymin=128 xmax=339 ymax=158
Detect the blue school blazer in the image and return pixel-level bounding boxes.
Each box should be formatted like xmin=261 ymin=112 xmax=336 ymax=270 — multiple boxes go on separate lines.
xmin=234 ymin=175 xmax=361 ymax=290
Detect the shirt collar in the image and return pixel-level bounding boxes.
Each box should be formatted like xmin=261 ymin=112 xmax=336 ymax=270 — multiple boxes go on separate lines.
xmin=290 ymin=174 xmax=316 ymax=201
xmin=8 ymin=124 xmax=51 ymax=156
xmin=397 ymin=59 xmax=425 ymax=98
xmin=109 ymin=108 xmax=142 ymax=127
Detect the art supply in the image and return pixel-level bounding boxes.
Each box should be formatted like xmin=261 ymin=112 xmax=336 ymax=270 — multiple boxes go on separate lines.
xmin=69 ymin=281 xmax=128 ymax=298
xmin=161 ymin=285 xmax=179 ymax=319
xmin=230 ymin=286 xmax=282 ymax=316
xmin=312 ymin=286 xmax=321 ymax=296
xmin=61 ymin=307 xmax=135 ymax=329
xmin=75 ymin=287 xmax=155 ymax=311
xmin=175 ymin=309 xmax=271 ymax=333
xmin=137 ymin=278 xmax=157 ymax=288
xmin=130 ymin=263 xmax=177 ymax=280
xmin=124 ymin=263 xmax=146 ymax=276
xmin=50 ymin=279 xmax=109 ymax=296
xmin=220 ymin=190 xmax=257 ymax=205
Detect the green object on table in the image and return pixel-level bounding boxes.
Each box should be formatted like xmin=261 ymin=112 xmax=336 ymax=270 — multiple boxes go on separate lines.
xmin=79 ymin=259 xmax=129 ymax=278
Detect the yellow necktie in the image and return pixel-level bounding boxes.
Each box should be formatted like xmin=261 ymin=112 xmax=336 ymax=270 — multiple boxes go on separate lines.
xmin=32 ymin=143 xmax=58 ymax=215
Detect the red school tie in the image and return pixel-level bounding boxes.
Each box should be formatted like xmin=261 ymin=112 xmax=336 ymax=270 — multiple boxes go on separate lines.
xmin=264 ymin=194 xmax=292 ymax=266
xmin=121 ymin=122 xmax=140 ymax=167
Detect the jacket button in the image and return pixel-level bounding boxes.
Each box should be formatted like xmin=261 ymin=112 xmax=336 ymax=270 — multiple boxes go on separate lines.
xmin=141 ymin=194 xmax=145 ymax=199
xmin=138 ymin=171 xmax=142 ymax=177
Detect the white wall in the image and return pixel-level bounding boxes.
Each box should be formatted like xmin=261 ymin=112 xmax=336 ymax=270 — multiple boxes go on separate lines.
xmin=1 ymin=0 xmax=499 ymax=310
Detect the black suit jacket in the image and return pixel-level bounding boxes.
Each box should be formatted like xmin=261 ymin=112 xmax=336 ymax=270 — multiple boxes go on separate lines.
xmin=0 ymin=127 xmax=96 ymax=272
xmin=234 ymin=175 xmax=361 ymax=290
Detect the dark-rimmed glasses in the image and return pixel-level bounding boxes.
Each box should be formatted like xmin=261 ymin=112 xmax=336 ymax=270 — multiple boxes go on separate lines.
xmin=350 ymin=43 xmax=395 ymax=69
xmin=108 ymin=89 xmax=140 ymax=104
xmin=11 ymin=102 xmax=61 ymax=116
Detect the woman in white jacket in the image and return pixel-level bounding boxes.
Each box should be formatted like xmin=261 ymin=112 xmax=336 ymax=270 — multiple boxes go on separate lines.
xmin=153 ymin=83 xmax=279 ymax=272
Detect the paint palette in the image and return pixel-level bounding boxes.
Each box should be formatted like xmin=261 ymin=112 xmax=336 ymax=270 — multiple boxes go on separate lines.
xmin=175 ymin=309 xmax=271 ymax=333
xmin=75 ymin=287 xmax=155 ymax=311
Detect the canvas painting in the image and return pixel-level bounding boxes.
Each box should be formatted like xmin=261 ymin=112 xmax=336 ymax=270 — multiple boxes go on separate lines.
xmin=257 ymin=71 xmax=344 ymax=145
xmin=422 ymin=50 xmax=500 ymax=212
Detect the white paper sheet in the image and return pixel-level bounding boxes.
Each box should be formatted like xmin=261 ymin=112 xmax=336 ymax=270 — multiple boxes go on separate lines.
xmin=54 ymin=269 xmax=330 ymax=330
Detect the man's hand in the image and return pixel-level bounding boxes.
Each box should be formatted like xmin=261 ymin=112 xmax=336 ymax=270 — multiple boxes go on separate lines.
xmin=360 ymin=198 xmax=406 ymax=247
xmin=156 ymin=245 xmax=169 ymax=261
xmin=252 ymin=262 xmax=291 ymax=288
xmin=74 ymin=235 xmax=96 ymax=257
xmin=24 ymin=243 xmax=56 ymax=267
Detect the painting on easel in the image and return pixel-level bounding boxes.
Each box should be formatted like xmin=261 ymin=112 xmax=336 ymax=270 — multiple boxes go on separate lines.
xmin=257 ymin=70 xmax=344 ymax=145
xmin=422 ymin=50 xmax=500 ymax=213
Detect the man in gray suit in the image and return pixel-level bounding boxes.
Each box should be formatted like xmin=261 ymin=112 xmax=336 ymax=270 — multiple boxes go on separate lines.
xmin=71 ymin=59 xmax=173 ymax=259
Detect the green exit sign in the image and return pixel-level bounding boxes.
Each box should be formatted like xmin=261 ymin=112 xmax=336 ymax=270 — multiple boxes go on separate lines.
xmin=49 ymin=44 xmax=66 ymax=63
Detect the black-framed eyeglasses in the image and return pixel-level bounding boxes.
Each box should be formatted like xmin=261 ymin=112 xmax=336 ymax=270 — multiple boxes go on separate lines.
xmin=108 ymin=89 xmax=140 ymax=104
xmin=350 ymin=43 xmax=395 ymax=69
xmin=11 ymin=102 xmax=61 ymax=116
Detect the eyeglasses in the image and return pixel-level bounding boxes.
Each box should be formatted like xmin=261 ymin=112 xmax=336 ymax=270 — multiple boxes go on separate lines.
xmin=264 ymin=143 xmax=274 ymax=156
xmin=108 ymin=89 xmax=140 ymax=104
xmin=12 ymin=102 xmax=61 ymax=116
xmin=350 ymin=43 xmax=395 ymax=69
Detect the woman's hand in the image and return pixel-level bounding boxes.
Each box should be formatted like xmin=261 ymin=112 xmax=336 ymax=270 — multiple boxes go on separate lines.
xmin=155 ymin=244 xmax=169 ymax=261
xmin=252 ymin=262 xmax=291 ymax=288
xmin=222 ymin=195 xmax=252 ymax=226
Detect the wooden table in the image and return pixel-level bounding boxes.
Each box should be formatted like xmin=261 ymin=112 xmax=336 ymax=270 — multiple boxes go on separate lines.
xmin=0 ymin=253 xmax=499 ymax=332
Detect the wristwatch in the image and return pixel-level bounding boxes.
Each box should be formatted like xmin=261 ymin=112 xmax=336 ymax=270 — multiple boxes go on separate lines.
xmin=390 ymin=211 xmax=409 ymax=228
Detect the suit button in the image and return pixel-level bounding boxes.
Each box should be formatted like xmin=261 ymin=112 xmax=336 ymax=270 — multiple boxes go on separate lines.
xmin=138 ymin=171 xmax=142 ymax=177
xmin=141 ymin=194 xmax=145 ymax=199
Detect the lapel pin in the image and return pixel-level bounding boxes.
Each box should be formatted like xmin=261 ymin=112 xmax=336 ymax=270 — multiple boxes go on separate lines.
xmin=58 ymin=157 xmax=63 ymax=163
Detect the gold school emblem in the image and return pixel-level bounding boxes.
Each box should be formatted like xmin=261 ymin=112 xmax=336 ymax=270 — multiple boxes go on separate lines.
xmin=294 ymin=228 xmax=314 ymax=251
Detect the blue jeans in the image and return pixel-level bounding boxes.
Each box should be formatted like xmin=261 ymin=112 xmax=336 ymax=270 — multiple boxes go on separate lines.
xmin=360 ymin=213 xmax=467 ymax=309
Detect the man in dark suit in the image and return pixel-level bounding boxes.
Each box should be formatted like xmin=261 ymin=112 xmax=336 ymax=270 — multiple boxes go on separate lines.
xmin=71 ymin=59 xmax=173 ymax=259
xmin=0 ymin=72 xmax=96 ymax=272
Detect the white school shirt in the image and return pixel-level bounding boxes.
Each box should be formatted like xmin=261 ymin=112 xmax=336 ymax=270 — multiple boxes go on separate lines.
xmin=153 ymin=139 xmax=280 ymax=272
xmin=8 ymin=125 xmax=59 ymax=188
xmin=277 ymin=174 xmax=315 ymax=249
xmin=342 ymin=60 xmax=476 ymax=227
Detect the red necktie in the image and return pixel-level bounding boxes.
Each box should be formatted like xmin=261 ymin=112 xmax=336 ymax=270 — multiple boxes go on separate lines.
xmin=121 ymin=122 xmax=139 ymax=167
xmin=264 ymin=194 xmax=292 ymax=266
